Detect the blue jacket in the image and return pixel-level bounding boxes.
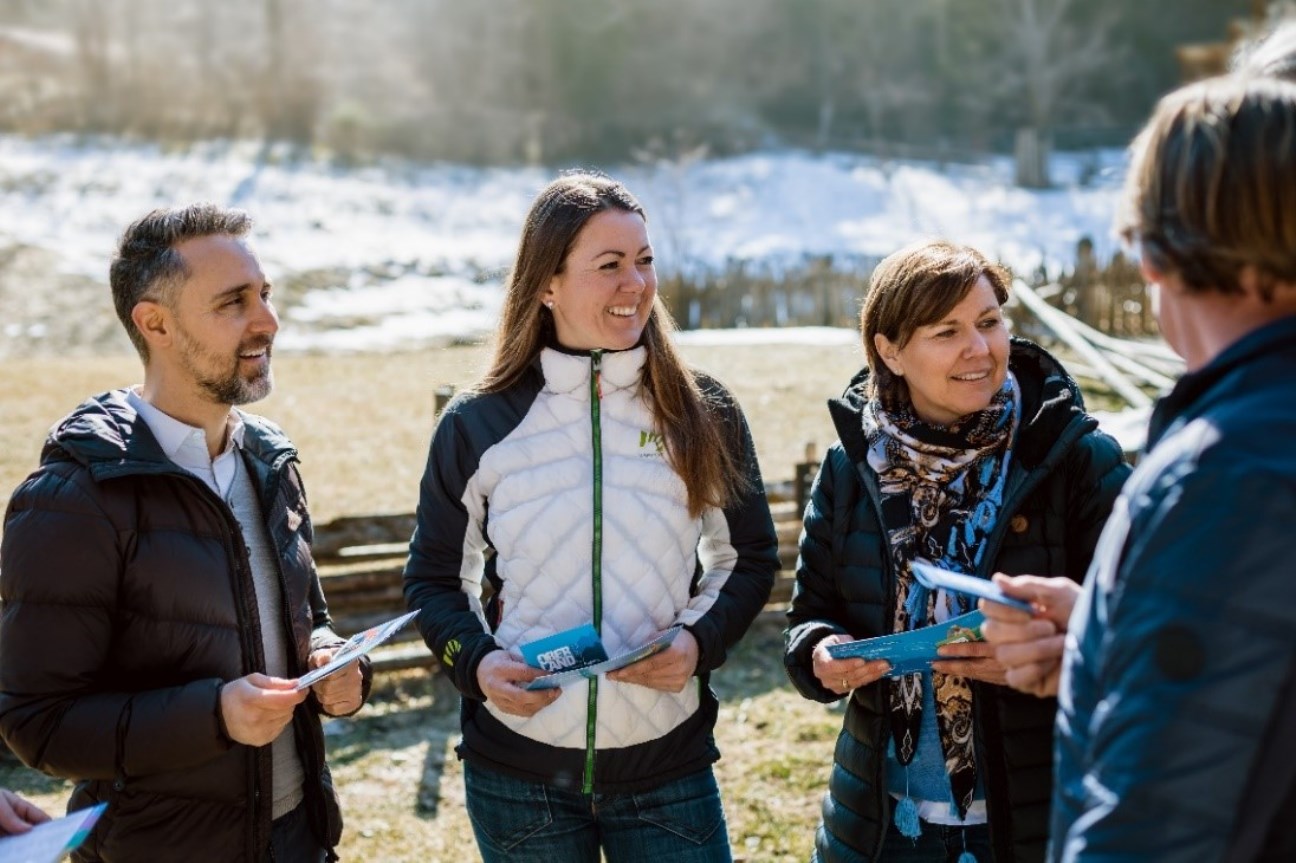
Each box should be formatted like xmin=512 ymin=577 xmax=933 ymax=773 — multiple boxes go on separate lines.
xmin=1053 ymin=316 xmax=1296 ymax=862
xmin=786 ymin=339 xmax=1130 ymax=862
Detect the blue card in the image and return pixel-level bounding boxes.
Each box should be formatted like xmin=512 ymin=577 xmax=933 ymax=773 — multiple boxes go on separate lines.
xmin=522 ymin=626 xmax=683 ymax=691
xmin=518 ymin=623 xmax=609 ymax=673
xmin=910 ymin=560 xmax=1034 ymax=613
xmin=826 ymin=610 xmax=987 ymax=676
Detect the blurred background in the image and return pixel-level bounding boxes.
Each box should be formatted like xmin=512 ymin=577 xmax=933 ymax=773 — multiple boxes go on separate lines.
xmin=0 ymin=0 xmax=1267 ymax=169
xmin=0 ymin=0 xmax=1283 ymax=360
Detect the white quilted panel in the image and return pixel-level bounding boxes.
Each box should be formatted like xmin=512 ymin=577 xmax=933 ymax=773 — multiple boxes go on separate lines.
xmin=478 ymin=348 xmax=703 ymax=747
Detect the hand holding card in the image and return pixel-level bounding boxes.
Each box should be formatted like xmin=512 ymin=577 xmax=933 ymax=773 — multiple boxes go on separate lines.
xmin=911 ymin=560 xmax=1034 ymax=613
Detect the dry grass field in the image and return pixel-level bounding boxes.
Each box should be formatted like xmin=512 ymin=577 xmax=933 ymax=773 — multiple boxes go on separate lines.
xmin=0 ymin=339 xmax=866 ymax=862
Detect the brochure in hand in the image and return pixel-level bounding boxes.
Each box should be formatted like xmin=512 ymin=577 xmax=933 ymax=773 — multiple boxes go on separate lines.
xmin=910 ymin=560 xmax=1034 ymax=613
xmin=825 ymin=610 xmax=986 ymax=677
xmin=521 ymin=623 xmax=683 ymax=691
xmin=295 ymin=610 xmax=420 ymax=691
xmin=0 ymin=802 xmax=106 ymax=863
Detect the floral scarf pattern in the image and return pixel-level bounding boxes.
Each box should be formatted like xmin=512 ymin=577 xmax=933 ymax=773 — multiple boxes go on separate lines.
xmin=863 ymin=373 xmax=1020 ymax=817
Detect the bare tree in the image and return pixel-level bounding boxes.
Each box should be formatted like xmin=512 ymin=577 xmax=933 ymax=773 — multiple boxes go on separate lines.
xmin=984 ymin=0 xmax=1129 ymax=186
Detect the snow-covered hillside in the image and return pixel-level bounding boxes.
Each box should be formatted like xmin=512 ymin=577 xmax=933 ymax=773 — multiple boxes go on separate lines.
xmin=0 ymin=135 xmax=1127 ymax=353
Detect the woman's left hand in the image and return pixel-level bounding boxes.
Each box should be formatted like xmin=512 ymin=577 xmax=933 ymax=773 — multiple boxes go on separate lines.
xmin=607 ymin=630 xmax=699 ymax=693
xmin=930 ymin=639 xmax=1011 ymax=686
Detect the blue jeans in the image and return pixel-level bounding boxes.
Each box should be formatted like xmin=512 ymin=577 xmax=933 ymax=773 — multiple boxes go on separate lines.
xmin=880 ymin=819 xmax=992 ymax=862
xmin=262 ymin=801 xmax=326 ymax=863
xmin=463 ymin=761 xmax=732 ymax=862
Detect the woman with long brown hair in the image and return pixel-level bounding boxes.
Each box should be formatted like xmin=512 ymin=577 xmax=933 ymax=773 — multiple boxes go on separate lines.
xmin=404 ymin=171 xmax=779 ymax=862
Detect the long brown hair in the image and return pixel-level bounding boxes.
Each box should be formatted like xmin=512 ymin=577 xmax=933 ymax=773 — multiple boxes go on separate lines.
xmin=479 ymin=171 xmax=747 ymax=517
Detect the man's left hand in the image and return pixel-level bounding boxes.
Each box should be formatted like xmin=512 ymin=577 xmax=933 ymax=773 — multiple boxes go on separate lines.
xmin=307 ymin=648 xmax=365 ymax=716
xmin=607 ymin=629 xmax=699 ymax=693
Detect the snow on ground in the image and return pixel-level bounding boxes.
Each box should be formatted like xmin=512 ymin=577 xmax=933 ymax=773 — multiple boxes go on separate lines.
xmin=0 ymin=134 xmax=1128 ymax=352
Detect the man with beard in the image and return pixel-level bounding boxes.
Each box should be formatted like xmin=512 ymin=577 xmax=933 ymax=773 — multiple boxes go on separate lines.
xmin=0 ymin=204 xmax=368 ymax=863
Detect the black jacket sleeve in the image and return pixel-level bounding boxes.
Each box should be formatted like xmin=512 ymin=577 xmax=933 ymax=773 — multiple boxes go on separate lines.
xmin=784 ymin=449 xmax=853 ymax=703
xmin=403 ymin=399 xmax=500 ymax=701
xmin=679 ymin=390 xmax=779 ymax=674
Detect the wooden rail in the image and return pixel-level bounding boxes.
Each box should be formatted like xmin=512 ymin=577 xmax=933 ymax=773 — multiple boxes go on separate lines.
xmin=316 ymin=496 xmax=806 ymax=674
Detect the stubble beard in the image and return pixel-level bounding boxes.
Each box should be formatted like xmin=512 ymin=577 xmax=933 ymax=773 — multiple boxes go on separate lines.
xmin=176 ymin=327 xmax=275 ymax=407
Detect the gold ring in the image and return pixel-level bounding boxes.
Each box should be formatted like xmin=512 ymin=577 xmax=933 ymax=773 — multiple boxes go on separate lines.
xmin=841 ymin=678 xmax=849 ymax=690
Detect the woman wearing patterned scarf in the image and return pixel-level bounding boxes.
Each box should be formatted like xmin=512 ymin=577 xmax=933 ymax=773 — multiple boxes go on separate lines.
xmin=783 ymin=240 xmax=1130 ymax=863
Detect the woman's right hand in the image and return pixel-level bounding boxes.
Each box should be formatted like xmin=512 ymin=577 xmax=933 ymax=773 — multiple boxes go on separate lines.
xmin=812 ymin=634 xmax=891 ymax=697
xmin=475 ymin=651 xmax=562 ymax=717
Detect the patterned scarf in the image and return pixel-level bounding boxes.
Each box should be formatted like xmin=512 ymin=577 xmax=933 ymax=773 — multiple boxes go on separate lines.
xmin=863 ymin=373 xmax=1020 ymax=817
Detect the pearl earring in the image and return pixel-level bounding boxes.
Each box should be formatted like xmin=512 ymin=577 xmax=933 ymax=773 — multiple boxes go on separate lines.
xmin=544 ymin=301 xmax=554 ymax=310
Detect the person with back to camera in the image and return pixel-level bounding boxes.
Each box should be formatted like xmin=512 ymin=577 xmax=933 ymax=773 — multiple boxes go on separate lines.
xmin=402 ymin=171 xmax=780 ymax=862
xmin=982 ymin=6 xmax=1296 ymax=707
xmin=984 ymin=72 xmax=1296 ymax=861
xmin=783 ymin=240 xmax=1129 ymax=862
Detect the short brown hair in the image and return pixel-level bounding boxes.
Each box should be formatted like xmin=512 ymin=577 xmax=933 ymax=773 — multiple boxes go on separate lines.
xmin=861 ymin=240 xmax=1011 ymax=408
xmin=110 ymin=203 xmax=253 ymax=360
xmin=1117 ymin=75 xmax=1296 ymax=300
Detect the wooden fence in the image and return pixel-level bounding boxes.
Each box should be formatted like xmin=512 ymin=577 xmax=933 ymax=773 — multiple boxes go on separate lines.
xmin=660 ymin=239 xmax=1159 ymax=339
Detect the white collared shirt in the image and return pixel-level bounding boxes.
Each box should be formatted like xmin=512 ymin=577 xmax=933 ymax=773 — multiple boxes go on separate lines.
xmin=126 ymin=387 xmax=246 ymax=497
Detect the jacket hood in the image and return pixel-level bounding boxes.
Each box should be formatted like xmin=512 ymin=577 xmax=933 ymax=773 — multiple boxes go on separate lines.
xmin=43 ymin=388 xmax=296 ymax=481
xmin=828 ymin=337 xmax=1097 ymax=471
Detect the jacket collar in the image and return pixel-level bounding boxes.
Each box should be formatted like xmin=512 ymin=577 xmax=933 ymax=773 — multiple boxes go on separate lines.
xmin=828 ymin=337 xmax=1094 ymax=471
xmin=539 ymin=345 xmax=647 ymax=397
xmin=44 ymin=388 xmax=296 ymax=481
xmin=1147 ymin=314 xmax=1296 ymax=450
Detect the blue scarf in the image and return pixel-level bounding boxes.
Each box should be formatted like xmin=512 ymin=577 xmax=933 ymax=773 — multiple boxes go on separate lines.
xmin=863 ymin=372 xmax=1019 ymax=818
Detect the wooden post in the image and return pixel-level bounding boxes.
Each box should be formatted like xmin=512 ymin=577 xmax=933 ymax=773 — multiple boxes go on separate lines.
xmin=794 ymin=441 xmax=819 ymax=516
xmin=434 ymin=385 xmax=456 ymax=419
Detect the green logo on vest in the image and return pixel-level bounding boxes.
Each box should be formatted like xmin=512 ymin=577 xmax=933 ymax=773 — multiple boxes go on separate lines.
xmin=638 ymin=430 xmax=665 ymax=455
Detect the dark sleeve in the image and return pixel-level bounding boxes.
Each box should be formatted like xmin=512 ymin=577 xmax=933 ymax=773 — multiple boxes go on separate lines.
xmin=0 ymin=467 xmax=232 ymax=781
xmin=679 ymin=391 xmax=780 ymax=674
xmin=402 ymin=401 xmax=499 ymax=700
xmin=1057 ymin=468 xmax=1296 ymax=861
xmin=783 ymin=449 xmax=852 ymax=703
xmin=1062 ymin=426 xmax=1131 ymax=580
xmin=297 ymin=464 xmax=372 ymax=716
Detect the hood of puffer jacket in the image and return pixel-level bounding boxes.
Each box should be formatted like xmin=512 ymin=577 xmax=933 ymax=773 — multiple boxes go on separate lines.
xmin=828 ymin=336 xmax=1097 ymax=471
xmin=41 ymin=388 xmax=297 ymax=481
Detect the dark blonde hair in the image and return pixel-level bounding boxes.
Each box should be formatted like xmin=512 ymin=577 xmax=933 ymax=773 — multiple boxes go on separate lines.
xmin=480 ymin=171 xmax=747 ymax=517
xmin=860 ymin=240 xmax=1011 ymax=409
xmin=1117 ymin=75 xmax=1296 ymax=301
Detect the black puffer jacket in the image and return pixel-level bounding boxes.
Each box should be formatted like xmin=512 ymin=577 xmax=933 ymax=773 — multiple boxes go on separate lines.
xmin=784 ymin=339 xmax=1130 ymax=863
xmin=0 ymin=389 xmax=367 ymax=863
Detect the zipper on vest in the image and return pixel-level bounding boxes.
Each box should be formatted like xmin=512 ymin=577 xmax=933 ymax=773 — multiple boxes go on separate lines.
xmin=583 ymin=349 xmax=605 ymax=794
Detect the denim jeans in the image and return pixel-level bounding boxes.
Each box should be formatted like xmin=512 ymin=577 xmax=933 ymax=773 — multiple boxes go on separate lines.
xmin=880 ymin=819 xmax=992 ymax=862
xmin=463 ymin=761 xmax=732 ymax=862
xmin=262 ymin=801 xmax=327 ymax=863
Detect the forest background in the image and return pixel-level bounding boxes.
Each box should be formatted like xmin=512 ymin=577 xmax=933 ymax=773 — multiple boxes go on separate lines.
xmin=0 ymin=0 xmax=1254 ymax=175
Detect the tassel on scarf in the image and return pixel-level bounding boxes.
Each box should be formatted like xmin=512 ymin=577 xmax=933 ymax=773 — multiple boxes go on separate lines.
xmin=893 ymin=795 xmax=921 ymax=839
